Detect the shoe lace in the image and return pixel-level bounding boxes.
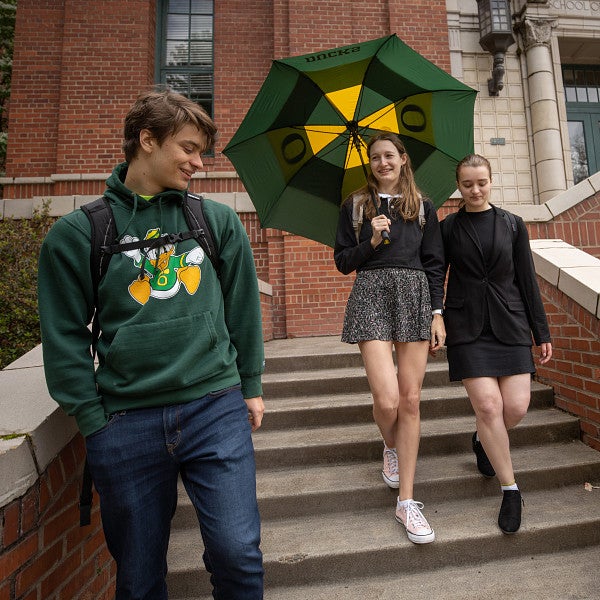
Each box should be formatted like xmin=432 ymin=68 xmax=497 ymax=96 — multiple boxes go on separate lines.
xmin=404 ymin=501 xmax=429 ymax=530
xmin=384 ymin=447 xmax=398 ymax=474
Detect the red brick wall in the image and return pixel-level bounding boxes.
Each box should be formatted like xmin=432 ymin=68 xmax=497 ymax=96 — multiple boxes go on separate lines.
xmin=528 ymin=191 xmax=600 ymax=451
xmin=4 ymin=0 xmax=451 ymax=197
xmin=537 ymin=278 xmax=600 ymax=451
xmin=0 ymin=436 xmax=115 ymax=600
xmin=528 ymin=194 xmax=600 ymax=259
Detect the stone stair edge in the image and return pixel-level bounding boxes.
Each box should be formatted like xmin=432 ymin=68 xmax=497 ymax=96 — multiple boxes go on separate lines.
xmin=166 ymin=483 xmax=600 ymax=580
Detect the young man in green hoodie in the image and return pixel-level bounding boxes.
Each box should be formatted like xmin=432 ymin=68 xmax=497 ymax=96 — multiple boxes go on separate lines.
xmin=38 ymin=90 xmax=265 ymax=599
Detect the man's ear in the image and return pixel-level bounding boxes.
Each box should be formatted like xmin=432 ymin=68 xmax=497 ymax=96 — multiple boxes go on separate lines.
xmin=139 ymin=129 xmax=155 ymax=153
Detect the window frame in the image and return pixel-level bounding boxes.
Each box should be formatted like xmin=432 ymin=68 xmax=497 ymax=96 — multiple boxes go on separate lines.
xmin=155 ymin=0 xmax=214 ymax=118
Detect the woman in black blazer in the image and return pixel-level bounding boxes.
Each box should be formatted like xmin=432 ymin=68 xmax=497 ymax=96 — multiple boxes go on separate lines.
xmin=441 ymin=154 xmax=552 ymax=534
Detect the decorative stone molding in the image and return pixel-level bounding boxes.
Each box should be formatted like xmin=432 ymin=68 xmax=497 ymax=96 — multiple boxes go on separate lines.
xmin=517 ymin=18 xmax=557 ymax=50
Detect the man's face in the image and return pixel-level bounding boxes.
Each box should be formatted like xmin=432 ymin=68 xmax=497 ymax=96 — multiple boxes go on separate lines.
xmin=144 ymin=124 xmax=208 ymax=193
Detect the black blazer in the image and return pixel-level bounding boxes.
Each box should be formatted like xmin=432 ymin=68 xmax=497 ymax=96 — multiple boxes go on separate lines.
xmin=440 ymin=205 xmax=551 ymax=347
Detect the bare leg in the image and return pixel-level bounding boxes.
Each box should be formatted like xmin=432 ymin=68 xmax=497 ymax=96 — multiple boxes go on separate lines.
xmin=394 ymin=341 xmax=429 ymax=500
xmin=358 ymin=340 xmax=398 ymax=448
xmin=463 ymin=374 xmax=530 ymax=485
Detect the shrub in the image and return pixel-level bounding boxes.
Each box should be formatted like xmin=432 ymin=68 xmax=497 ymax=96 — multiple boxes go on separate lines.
xmin=0 ymin=204 xmax=55 ymax=369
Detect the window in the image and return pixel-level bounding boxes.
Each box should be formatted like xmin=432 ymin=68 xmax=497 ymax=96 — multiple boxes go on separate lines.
xmin=157 ymin=0 xmax=214 ymax=117
xmin=562 ymin=65 xmax=600 ymax=185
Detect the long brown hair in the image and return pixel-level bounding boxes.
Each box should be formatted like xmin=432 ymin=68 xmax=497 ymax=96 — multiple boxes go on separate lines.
xmin=350 ymin=132 xmax=422 ymax=221
xmin=455 ymin=154 xmax=492 ymax=208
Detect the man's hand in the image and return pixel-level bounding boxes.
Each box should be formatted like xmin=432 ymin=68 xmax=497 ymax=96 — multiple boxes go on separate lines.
xmin=245 ymin=396 xmax=264 ymax=431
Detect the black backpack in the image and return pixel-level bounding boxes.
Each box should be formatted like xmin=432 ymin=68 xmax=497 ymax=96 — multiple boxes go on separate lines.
xmin=77 ymin=191 xmax=220 ymax=526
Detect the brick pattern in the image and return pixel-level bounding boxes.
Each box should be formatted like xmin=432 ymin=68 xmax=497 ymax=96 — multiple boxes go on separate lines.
xmin=528 ymin=193 xmax=600 ymax=259
xmin=4 ymin=0 xmax=452 ymax=200
xmin=0 ymin=436 xmax=115 ymax=600
xmin=537 ymin=278 xmax=600 ymax=451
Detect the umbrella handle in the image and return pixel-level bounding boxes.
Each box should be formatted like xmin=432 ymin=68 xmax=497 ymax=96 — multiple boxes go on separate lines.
xmin=353 ymin=129 xmax=391 ymax=245
xmin=368 ymin=187 xmax=391 ymax=245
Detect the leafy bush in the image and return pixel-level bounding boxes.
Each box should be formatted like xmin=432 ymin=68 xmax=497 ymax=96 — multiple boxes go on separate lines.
xmin=0 ymin=204 xmax=55 ymax=368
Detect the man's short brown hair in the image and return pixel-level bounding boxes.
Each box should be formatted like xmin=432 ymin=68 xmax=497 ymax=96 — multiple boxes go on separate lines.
xmin=122 ymin=89 xmax=218 ymax=163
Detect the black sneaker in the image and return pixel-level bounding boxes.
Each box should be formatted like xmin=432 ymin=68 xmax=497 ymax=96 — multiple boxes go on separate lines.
xmin=472 ymin=432 xmax=495 ymax=478
xmin=498 ymin=489 xmax=523 ymax=534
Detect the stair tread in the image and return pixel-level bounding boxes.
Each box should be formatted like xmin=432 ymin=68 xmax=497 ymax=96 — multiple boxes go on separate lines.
xmin=262 ymin=380 xmax=550 ymax=412
xmin=171 ymin=545 xmax=600 ymax=600
xmin=249 ymin=546 xmax=600 ymax=600
xmin=262 ymin=360 xmax=447 ymax=384
xmin=256 ymin=439 xmax=600 ymax=495
xmin=264 ymin=336 xmax=359 ymax=359
xmin=167 ymin=483 xmax=600 ymax=568
xmin=252 ymin=407 xmax=577 ymax=450
xmin=173 ymin=439 xmax=600 ymax=504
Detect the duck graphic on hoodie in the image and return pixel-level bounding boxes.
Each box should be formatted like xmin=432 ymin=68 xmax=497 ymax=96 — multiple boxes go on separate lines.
xmin=121 ymin=228 xmax=205 ymax=305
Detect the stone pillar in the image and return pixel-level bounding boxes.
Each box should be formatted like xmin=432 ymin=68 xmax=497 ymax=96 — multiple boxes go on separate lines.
xmin=517 ymin=17 xmax=566 ymax=203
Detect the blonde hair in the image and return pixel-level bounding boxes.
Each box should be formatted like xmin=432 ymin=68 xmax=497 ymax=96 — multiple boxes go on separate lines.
xmin=350 ymin=132 xmax=422 ymax=221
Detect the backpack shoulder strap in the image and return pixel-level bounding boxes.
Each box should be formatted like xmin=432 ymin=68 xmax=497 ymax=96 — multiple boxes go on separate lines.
xmin=418 ymin=199 xmax=426 ymax=230
xmin=501 ymin=209 xmax=518 ymax=244
xmin=81 ymin=197 xmax=117 ymax=360
xmin=79 ymin=196 xmax=116 ymax=528
xmin=183 ymin=193 xmax=220 ymax=277
xmin=441 ymin=210 xmax=458 ymax=250
xmin=351 ymin=194 xmax=364 ymax=244
xmin=81 ymin=196 xmax=117 ymax=305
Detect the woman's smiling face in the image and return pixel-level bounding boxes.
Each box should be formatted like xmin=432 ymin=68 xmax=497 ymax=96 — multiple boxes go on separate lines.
xmin=369 ymin=139 xmax=407 ymax=193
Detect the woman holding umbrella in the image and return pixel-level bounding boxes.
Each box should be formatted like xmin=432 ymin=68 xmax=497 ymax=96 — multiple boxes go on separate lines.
xmin=440 ymin=154 xmax=552 ymax=534
xmin=334 ymin=132 xmax=446 ymax=544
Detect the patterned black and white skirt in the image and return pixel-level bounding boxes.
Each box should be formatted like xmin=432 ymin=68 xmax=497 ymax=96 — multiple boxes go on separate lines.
xmin=341 ymin=267 xmax=432 ymax=344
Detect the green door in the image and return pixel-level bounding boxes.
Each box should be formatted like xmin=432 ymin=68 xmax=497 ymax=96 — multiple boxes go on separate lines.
xmin=562 ymin=65 xmax=600 ymax=185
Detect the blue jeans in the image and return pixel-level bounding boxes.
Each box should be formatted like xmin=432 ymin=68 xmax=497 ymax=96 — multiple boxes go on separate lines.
xmin=85 ymin=386 xmax=263 ymax=600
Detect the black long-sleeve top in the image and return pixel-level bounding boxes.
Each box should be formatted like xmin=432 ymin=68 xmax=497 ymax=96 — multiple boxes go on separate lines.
xmin=334 ymin=195 xmax=446 ymax=311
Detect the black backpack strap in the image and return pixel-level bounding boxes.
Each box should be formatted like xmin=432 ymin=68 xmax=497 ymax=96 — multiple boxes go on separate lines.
xmin=501 ymin=210 xmax=518 ymax=244
xmin=183 ymin=192 xmax=220 ymax=277
xmin=79 ymin=196 xmax=116 ymax=528
xmin=81 ymin=196 xmax=117 ymax=358
xmin=79 ymin=458 xmax=93 ymax=526
xmin=441 ymin=211 xmax=457 ymax=253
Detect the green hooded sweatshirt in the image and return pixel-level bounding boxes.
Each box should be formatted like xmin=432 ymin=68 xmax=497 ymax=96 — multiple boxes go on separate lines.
xmin=38 ymin=163 xmax=264 ymax=437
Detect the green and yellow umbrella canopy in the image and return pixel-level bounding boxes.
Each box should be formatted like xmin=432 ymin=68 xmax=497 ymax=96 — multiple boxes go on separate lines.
xmin=223 ymin=35 xmax=477 ymax=247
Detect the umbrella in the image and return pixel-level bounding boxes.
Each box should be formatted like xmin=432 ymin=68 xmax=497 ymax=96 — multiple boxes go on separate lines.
xmin=223 ymin=34 xmax=477 ymax=248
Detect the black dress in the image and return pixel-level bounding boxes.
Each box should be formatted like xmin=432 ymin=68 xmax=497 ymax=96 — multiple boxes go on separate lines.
xmin=446 ymin=209 xmax=535 ymax=382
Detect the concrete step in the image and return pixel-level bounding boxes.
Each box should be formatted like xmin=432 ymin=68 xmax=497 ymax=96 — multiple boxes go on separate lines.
xmin=165 ymin=336 xmax=600 ymax=599
xmin=171 ymin=439 xmax=600 ymax=527
xmin=261 ymin=381 xmax=554 ymax=429
xmin=262 ymin=361 xmax=452 ymax=397
xmin=166 ymin=483 xmax=600 ymax=597
xmin=252 ymin=407 xmax=581 ymax=468
xmin=179 ymin=545 xmax=600 ymax=600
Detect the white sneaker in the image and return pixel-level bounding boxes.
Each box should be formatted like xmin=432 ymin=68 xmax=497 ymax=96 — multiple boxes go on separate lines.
xmin=395 ymin=499 xmax=435 ymax=544
xmin=382 ymin=445 xmax=399 ymax=489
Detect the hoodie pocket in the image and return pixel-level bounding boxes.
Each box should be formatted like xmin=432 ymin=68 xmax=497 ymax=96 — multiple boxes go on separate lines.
xmin=97 ymin=311 xmax=230 ymax=395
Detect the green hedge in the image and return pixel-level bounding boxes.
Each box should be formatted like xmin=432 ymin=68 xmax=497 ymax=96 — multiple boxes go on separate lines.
xmin=0 ymin=206 xmax=55 ymax=369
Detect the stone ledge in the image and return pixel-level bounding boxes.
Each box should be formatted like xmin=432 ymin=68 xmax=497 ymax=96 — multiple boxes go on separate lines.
xmin=530 ymin=239 xmax=600 ymax=317
xmin=1 ymin=192 xmax=258 ymax=219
